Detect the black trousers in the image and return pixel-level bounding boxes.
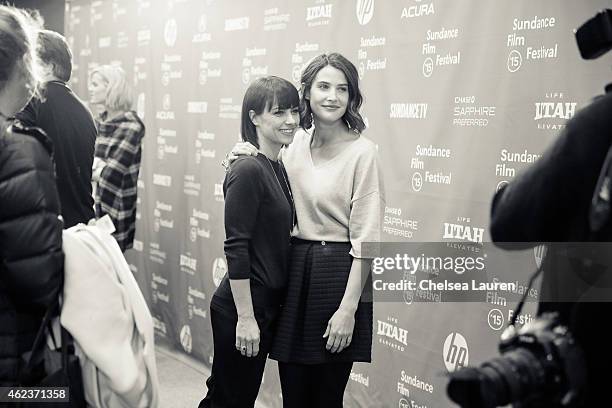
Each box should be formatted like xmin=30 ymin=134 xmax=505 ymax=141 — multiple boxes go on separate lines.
xmin=278 ymin=362 xmax=353 ymax=408
xmin=198 ymin=305 xmax=278 ymax=408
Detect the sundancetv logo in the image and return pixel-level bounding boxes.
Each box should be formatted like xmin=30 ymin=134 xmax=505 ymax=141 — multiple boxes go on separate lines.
xmin=356 ymin=0 xmax=374 ymax=25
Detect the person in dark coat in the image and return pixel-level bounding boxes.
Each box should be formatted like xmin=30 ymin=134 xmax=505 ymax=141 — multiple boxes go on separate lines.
xmin=16 ymin=29 xmax=97 ymax=228
xmin=490 ymin=86 xmax=612 ymax=407
xmin=0 ymin=5 xmax=64 ymax=386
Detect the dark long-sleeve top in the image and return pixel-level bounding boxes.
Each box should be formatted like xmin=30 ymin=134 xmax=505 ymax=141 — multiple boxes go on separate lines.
xmin=213 ymin=154 xmax=294 ymax=310
xmin=15 ymin=81 xmax=97 ymax=228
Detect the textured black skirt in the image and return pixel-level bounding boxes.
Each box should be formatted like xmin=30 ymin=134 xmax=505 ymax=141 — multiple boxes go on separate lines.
xmin=270 ymin=239 xmax=373 ymax=364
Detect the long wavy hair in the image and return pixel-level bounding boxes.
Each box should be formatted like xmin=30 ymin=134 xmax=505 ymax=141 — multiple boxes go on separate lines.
xmin=299 ymin=52 xmax=365 ymax=133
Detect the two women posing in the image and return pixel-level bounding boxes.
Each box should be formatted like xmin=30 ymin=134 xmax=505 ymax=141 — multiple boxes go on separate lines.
xmin=200 ymin=53 xmax=384 ymax=408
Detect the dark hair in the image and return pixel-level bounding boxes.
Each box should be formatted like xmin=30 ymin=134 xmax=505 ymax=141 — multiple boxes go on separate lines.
xmin=38 ymin=30 xmax=72 ymax=82
xmin=299 ymin=52 xmax=365 ymax=133
xmin=240 ymin=76 xmax=299 ymax=148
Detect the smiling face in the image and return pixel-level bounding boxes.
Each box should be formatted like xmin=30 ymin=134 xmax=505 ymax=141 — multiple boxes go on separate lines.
xmin=306 ymin=65 xmax=349 ymax=126
xmin=252 ymin=103 xmax=299 ymax=147
xmin=88 ymin=72 xmax=107 ymax=106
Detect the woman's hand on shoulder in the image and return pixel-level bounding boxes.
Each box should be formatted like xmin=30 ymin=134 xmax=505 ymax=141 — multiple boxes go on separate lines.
xmin=323 ymin=306 xmax=356 ymax=354
xmin=222 ymin=142 xmax=259 ymax=170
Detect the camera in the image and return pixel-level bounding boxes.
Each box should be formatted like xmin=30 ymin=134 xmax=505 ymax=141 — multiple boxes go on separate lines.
xmin=446 ymin=312 xmax=586 ymax=408
xmin=575 ymin=9 xmax=612 ymax=60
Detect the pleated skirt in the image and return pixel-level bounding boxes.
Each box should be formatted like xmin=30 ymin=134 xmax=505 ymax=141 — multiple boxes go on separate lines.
xmin=270 ymin=239 xmax=373 ymax=364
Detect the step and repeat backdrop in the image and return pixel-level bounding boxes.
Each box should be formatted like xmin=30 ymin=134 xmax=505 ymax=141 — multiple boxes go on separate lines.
xmin=64 ymin=0 xmax=612 ymax=406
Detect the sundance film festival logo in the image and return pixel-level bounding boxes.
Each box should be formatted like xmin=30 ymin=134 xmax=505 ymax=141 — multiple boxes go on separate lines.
xmin=164 ymin=19 xmax=177 ymax=47
xmin=356 ymin=0 xmax=374 ymax=25
xmin=443 ymin=332 xmax=469 ymax=372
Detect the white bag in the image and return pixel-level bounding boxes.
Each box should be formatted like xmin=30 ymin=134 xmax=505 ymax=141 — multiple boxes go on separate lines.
xmin=61 ymin=218 xmax=159 ymax=408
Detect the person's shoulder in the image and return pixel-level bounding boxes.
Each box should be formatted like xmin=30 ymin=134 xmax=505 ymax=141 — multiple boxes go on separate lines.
xmin=288 ymin=128 xmax=309 ymax=146
xmin=352 ymin=134 xmax=378 ymax=159
xmin=114 ymin=111 xmax=145 ymax=134
xmin=569 ymin=90 xmax=612 ymax=129
xmin=294 ymin=128 xmax=310 ymax=142
xmin=4 ymin=121 xmax=53 ymax=155
xmin=228 ymin=155 xmax=265 ymax=176
xmin=283 ymin=128 xmax=310 ymax=157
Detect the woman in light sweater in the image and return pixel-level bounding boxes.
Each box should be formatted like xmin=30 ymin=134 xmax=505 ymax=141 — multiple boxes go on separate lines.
xmin=229 ymin=53 xmax=384 ymax=408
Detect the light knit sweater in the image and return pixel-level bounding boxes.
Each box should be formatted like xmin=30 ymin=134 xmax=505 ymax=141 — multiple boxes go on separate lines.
xmin=281 ymin=129 xmax=385 ymax=258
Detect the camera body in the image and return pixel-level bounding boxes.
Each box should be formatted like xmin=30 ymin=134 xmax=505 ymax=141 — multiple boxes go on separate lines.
xmin=447 ymin=313 xmax=586 ymax=408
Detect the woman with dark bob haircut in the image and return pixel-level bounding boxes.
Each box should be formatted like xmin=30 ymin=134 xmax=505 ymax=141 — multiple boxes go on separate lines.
xmin=199 ymin=76 xmax=299 ymax=408
xmin=229 ymin=52 xmax=384 ymax=407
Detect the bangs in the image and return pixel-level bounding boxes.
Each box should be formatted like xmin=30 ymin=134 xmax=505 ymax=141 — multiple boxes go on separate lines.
xmin=268 ymin=79 xmax=299 ymax=110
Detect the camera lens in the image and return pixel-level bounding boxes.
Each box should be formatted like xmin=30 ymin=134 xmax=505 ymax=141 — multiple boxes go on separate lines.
xmin=447 ymin=348 xmax=548 ymax=408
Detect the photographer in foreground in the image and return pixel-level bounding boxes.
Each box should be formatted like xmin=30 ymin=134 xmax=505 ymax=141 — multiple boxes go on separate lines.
xmin=447 ymin=10 xmax=612 ymax=408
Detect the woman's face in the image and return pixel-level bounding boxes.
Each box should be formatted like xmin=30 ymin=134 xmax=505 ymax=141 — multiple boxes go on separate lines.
xmin=0 ymin=65 xmax=35 ymax=117
xmin=253 ymin=103 xmax=299 ymax=147
xmin=88 ymin=72 xmax=108 ymax=106
xmin=307 ymin=65 xmax=349 ymax=125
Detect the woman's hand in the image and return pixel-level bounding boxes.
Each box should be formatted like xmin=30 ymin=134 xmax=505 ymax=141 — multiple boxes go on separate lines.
xmin=235 ymin=315 xmax=260 ymax=358
xmin=222 ymin=142 xmax=259 ymax=169
xmin=91 ymin=157 xmax=106 ymax=182
xmin=323 ymin=306 xmax=356 ymax=353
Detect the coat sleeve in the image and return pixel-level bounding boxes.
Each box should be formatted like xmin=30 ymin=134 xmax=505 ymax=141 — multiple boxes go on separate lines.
xmin=0 ymin=127 xmax=64 ymax=310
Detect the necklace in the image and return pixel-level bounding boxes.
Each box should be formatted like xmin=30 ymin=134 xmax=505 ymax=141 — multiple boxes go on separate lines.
xmin=265 ymin=156 xmax=296 ymax=236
